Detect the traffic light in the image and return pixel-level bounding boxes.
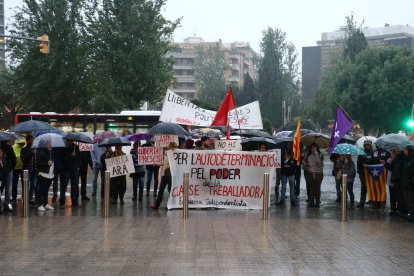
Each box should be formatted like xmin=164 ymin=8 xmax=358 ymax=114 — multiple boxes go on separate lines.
xmin=37 ymin=34 xmax=49 ymax=54
xmin=408 ymin=117 xmax=414 ymax=128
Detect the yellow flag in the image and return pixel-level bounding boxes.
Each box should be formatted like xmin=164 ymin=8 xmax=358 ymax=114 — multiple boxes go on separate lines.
xmin=293 ymin=118 xmax=301 ymax=165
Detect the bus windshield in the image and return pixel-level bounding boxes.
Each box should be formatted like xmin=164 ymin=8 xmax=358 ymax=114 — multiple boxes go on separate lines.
xmin=15 ymin=111 xmax=161 ymax=135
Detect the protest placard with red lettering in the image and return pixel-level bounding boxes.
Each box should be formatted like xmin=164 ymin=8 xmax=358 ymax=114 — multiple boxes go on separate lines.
xmin=137 ymin=147 xmax=163 ymax=165
xmin=154 ymin=134 xmax=179 ymax=148
xmin=76 ymin=142 xmax=93 ymax=151
xmin=167 ymin=149 xmax=281 ymax=210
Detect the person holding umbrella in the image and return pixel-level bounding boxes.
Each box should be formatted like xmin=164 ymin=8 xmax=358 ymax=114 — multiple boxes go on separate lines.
xmin=36 ymin=141 xmax=55 ymax=211
xmin=338 ymin=154 xmax=356 ymax=207
xmin=109 ymin=145 xmax=127 ymax=204
xmin=400 ymin=145 xmax=414 ymax=221
xmin=100 ymin=146 xmax=113 ymax=199
xmin=277 ymin=143 xmax=298 ymax=207
xmin=20 ymin=135 xmax=37 ymax=205
xmin=60 ymin=139 xmax=81 ymax=208
xmin=150 ymin=142 xmax=178 ymax=210
xmin=1 ymin=141 xmax=16 ymax=212
xmin=130 ymin=141 xmax=146 ymax=201
xmin=302 ymin=143 xmax=324 ymax=207
xmin=12 ymin=139 xmax=26 ymax=203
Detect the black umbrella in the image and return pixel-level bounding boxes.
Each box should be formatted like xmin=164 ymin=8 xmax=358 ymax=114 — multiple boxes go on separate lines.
xmin=63 ymin=132 xmax=93 ymax=144
xmin=288 ymin=128 xmax=315 ymax=137
xmin=148 ymin=122 xmax=188 ymax=137
xmin=241 ymin=137 xmax=277 ymax=151
xmin=10 ymin=120 xmax=56 ymax=132
xmin=0 ymin=132 xmax=23 ymax=141
xmin=274 ymin=136 xmax=294 ymax=149
xmin=231 ymin=129 xmax=273 ymax=139
xmin=98 ymin=137 xmax=131 ymax=147
xmin=340 ymin=134 xmax=357 ymax=144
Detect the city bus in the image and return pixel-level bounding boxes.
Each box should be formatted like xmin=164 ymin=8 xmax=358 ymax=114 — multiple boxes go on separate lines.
xmin=14 ymin=111 xmax=161 ymax=134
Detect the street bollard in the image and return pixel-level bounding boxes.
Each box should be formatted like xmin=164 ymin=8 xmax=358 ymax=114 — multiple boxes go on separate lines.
xmin=262 ymin=173 xmax=270 ymax=220
xmin=341 ymin=174 xmax=348 ymax=222
xmin=183 ymin=172 xmax=189 ymax=219
xmin=103 ymin=171 xmax=110 ymax=218
xmin=23 ymin=170 xmax=29 ymax=218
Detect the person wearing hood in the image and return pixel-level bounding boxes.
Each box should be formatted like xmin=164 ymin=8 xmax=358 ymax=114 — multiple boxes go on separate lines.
xmin=400 ymin=145 xmax=414 ymax=221
xmin=12 ymin=139 xmax=26 ymax=203
xmin=356 ymin=140 xmax=380 ymax=208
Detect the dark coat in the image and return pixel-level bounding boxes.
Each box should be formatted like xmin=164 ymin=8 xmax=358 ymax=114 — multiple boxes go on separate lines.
xmin=63 ymin=144 xmax=80 ymax=171
xmin=36 ymin=149 xmax=54 ymax=174
xmin=357 ymin=149 xmax=380 ymax=175
xmin=1 ymin=144 xmax=16 ymax=172
xmin=79 ymin=151 xmax=93 ymax=173
xmin=401 ymin=150 xmax=414 ymax=190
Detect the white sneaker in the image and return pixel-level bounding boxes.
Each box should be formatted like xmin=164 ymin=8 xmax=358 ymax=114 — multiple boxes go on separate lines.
xmin=38 ymin=205 xmax=46 ymax=211
xmin=45 ymin=204 xmax=54 ymax=210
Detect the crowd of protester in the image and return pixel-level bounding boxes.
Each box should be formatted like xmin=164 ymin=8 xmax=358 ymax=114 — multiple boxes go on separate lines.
xmin=1 ymin=133 xmax=413 ymax=222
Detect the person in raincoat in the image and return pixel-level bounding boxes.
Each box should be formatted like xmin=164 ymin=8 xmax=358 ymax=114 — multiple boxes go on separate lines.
xmin=12 ymin=139 xmax=26 ymax=202
xmin=356 ymin=140 xmax=380 ymax=208
xmin=302 ymin=143 xmax=324 ymax=207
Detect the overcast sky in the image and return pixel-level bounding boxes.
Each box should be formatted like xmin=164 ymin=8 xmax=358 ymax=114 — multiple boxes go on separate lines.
xmin=5 ymin=0 xmax=414 ymax=54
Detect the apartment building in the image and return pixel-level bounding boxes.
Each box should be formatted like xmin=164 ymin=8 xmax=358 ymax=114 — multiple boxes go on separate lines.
xmin=302 ymin=24 xmax=414 ymax=102
xmin=168 ymin=36 xmax=258 ymax=99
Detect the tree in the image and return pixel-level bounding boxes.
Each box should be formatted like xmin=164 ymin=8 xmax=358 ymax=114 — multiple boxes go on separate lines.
xmin=233 ymin=73 xmax=256 ymax=106
xmin=256 ymin=27 xmax=301 ymax=129
xmin=0 ymin=70 xmax=25 ymax=128
xmin=343 ymin=14 xmax=368 ymax=62
xmin=339 ymin=47 xmax=414 ymax=133
xmin=84 ymin=0 xmax=180 ymax=112
xmin=7 ymin=0 xmax=88 ymax=112
xmin=193 ymin=43 xmax=229 ymax=105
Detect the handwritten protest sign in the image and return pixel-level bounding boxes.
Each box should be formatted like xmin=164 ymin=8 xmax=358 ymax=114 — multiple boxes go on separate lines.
xmin=76 ymin=142 xmax=93 ymax=151
xmin=167 ymin=149 xmax=281 ymax=210
xmin=214 ymin=140 xmax=242 ymax=151
xmin=137 ymin=147 xmax=163 ymax=165
xmin=154 ymin=134 xmax=179 ymax=148
xmin=104 ymin=154 xmax=134 ymax=178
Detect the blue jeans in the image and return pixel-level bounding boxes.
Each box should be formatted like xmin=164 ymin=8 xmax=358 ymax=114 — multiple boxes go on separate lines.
xmin=60 ymin=169 xmax=79 ymax=206
xmin=92 ymin=166 xmax=104 ymax=196
xmin=28 ymin=170 xmax=37 ymax=202
xmin=132 ymin=175 xmax=145 ymax=198
xmin=2 ymin=171 xmax=13 ymax=205
xmin=281 ymin=174 xmax=295 ymax=203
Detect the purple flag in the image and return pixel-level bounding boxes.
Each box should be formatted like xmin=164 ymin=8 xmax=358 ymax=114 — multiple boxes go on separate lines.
xmin=328 ymin=106 xmax=354 ymax=155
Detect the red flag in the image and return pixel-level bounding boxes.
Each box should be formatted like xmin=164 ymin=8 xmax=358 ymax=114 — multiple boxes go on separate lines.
xmin=211 ymin=86 xmax=236 ymax=127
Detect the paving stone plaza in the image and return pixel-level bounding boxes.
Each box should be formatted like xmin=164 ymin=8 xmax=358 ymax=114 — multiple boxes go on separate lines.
xmin=0 ymin=162 xmax=413 ymax=275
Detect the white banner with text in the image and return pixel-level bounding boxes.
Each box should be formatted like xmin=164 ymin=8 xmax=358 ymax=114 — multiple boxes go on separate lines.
xmin=105 ymin=154 xmax=135 ymax=178
xmin=166 ymin=149 xmax=281 ymax=210
xmin=160 ymin=90 xmax=263 ymax=129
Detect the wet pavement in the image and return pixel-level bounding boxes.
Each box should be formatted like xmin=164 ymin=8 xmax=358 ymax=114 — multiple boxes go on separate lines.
xmin=0 ymin=160 xmax=413 ymax=275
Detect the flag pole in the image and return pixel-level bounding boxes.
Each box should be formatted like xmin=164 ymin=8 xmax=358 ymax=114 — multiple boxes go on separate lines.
xmin=228 ymin=85 xmax=242 ymax=139
xmin=336 ymin=102 xmax=356 ymax=126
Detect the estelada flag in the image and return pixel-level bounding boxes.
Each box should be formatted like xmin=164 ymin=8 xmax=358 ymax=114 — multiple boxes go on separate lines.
xmin=211 ymin=86 xmax=235 ymax=127
xmin=293 ymin=118 xmax=301 ymax=165
xmin=364 ymin=164 xmax=387 ymax=202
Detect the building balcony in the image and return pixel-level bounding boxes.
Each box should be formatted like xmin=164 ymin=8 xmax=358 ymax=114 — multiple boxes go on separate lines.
xmin=173 ymin=64 xmax=193 ymax=70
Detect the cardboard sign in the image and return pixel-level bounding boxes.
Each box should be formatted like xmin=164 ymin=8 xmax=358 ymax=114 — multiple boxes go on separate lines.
xmin=154 ymin=134 xmax=179 ymax=148
xmin=214 ymin=140 xmax=242 ymax=151
xmin=137 ymin=147 xmax=163 ymax=165
xmin=104 ymin=154 xmax=134 ymax=178
xmin=167 ymin=149 xmax=281 ymax=210
xmin=76 ymin=142 xmax=93 ymax=151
